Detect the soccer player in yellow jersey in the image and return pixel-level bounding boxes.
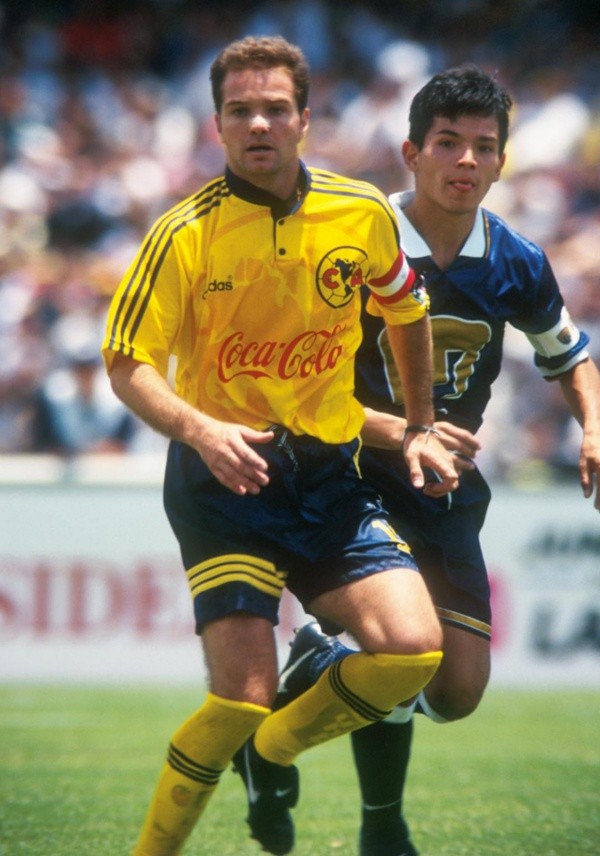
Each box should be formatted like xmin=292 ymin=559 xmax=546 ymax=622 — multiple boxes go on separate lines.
xmin=102 ymin=36 xmax=459 ymax=855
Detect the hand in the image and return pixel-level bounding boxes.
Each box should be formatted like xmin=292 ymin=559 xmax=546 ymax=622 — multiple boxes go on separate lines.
xmin=434 ymin=421 xmax=481 ymax=474
xmin=193 ymin=416 xmax=274 ymax=496
xmin=579 ymin=431 xmax=600 ymax=511
xmin=403 ymin=429 xmax=460 ymax=497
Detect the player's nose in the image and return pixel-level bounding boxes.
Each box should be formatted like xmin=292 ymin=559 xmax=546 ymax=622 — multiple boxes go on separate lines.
xmin=249 ymin=113 xmax=270 ymax=132
xmin=457 ymin=146 xmax=477 ymax=166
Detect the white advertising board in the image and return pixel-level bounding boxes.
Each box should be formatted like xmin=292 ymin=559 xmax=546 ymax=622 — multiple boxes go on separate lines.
xmin=480 ymin=484 xmax=600 ymax=687
xmin=0 ymin=460 xmax=598 ymax=687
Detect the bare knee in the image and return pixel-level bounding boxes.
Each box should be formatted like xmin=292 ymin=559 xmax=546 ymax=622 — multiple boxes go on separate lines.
xmin=350 ymin=609 xmax=442 ymax=656
xmin=424 ymin=681 xmax=486 ymax=721
xmin=395 ymin=613 xmax=443 ymax=655
xmin=313 ymin=569 xmax=443 ymax=655
xmin=419 ymin=624 xmax=491 ymax=721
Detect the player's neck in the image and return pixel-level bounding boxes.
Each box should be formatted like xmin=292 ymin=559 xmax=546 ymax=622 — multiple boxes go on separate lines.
xmin=231 ymin=160 xmax=303 ymax=201
xmin=404 ymin=196 xmax=478 ymax=270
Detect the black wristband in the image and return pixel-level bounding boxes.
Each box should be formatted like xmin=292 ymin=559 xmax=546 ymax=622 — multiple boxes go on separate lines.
xmin=402 ymin=424 xmax=441 ymax=444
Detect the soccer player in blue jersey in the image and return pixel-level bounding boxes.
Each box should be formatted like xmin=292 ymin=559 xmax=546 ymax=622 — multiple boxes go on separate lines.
xmin=236 ymin=64 xmax=600 ymax=855
xmin=102 ymin=36 xmax=460 ymax=855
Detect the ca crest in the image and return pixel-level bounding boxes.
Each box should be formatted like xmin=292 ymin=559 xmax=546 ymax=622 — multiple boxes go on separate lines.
xmin=316 ymin=246 xmax=369 ymax=308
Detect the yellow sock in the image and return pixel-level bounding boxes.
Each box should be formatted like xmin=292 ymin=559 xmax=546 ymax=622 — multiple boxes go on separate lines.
xmin=255 ymin=650 xmax=442 ymax=766
xmin=132 ymin=693 xmax=269 ymax=856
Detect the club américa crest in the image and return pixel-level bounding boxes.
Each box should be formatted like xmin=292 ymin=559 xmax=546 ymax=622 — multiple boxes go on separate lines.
xmin=316 ymin=246 xmax=369 ymax=308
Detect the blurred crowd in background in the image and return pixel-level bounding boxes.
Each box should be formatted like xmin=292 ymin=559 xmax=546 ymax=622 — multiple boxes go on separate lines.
xmin=0 ymin=0 xmax=599 ymax=484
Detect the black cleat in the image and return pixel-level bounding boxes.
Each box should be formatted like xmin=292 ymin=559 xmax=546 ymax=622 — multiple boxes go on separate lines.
xmin=274 ymin=621 xmax=350 ymax=710
xmin=232 ymin=737 xmax=299 ymax=855
xmin=359 ymin=816 xmax=419 ymax=856
xmin=233 ymin=624 xmax=348 ymax=852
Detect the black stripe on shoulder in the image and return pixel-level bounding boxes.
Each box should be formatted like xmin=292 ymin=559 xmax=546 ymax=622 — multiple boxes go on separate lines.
xmin=108 ymin=178 xmax=230 ymax=354
xmin=309 ymin=170 xmax=400 ymax=244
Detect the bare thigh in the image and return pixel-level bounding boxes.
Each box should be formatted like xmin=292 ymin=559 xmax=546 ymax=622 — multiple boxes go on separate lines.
xmin=423 ymin=623 xmax=490 ymax=720
xmin=309 ymin=568 xmax=442 ymax=655
xmin=201 ymin=613 xmax=279 ymax=707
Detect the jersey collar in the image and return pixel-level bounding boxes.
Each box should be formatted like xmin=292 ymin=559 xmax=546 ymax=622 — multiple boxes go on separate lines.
xmin=389 ymin=190 xmax=487 ymax=259
xmin=225 ymin=162 xmax=310 ymax=218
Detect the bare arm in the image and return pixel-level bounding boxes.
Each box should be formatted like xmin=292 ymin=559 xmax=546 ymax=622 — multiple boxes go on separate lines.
xmin=557 ymin=358 xmax=600 ymax=509
xmin=108 ymin=353 xmax=273 ymax=495
xmin=362 ymin=407 xmax=480 ymax=475
xmin=385 ymin=316 xmax=459 ymax=495
xmin=360 ymin=408 xmax=406 ymax=450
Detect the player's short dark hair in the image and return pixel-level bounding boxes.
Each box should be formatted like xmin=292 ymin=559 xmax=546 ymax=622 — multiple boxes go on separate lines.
xmin=210 ymin=36 xmax=310 ymax=113
xmin=408 ymin=64 xmax=513 ymax=154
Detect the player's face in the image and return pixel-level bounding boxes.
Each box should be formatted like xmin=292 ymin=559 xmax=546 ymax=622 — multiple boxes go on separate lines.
xmin=403 ymin=114 xmax=506 ymax=215
xmin=215 ymin=66 xmax=309 ymax=198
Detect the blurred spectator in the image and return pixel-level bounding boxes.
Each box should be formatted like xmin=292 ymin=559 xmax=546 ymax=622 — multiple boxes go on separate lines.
xmin=327 ymin=39 xmax=432 ymax=193
xmin=0 ymin=0 xmax=598 ymax=484
xmin=507 ymin=68 xmax=591 ymax=176
xmin=32 ymin=339 xmax=136 ymax=456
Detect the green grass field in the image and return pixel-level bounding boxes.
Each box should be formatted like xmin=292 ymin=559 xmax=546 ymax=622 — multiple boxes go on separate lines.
xmin=1 ymin=686 xmax=599 ymax=855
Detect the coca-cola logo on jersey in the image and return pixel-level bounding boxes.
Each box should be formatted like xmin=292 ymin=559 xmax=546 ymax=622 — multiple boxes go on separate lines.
xmin=217 ymin=324 xmax=346 ymax=381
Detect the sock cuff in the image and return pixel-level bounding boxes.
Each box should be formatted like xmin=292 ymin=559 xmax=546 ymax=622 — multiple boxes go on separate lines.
xmin=340 ymin=649 xmax=443 ymax=712
xmin=384 ymin=698 xmax=419 ymax=724
xmin=417 ymin=690 xmax=449 ymax=723
xmin=205 ymin=691 xmax=270 ymax=718
xmin=371 ymin=650 xmax=443 ymax=669
xmin=170 ymin=694 xmax=270 ymax=772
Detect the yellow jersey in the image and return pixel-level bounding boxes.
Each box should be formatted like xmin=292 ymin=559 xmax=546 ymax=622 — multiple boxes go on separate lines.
xmin=102 ymin=164 xmax=428 ymax=443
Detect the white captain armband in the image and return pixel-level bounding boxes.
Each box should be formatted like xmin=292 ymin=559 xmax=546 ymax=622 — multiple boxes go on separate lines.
xmin=526 ymin=307 xmax=589 ymax=378
xmin=526 ymin=307 xmax=580 ymax=357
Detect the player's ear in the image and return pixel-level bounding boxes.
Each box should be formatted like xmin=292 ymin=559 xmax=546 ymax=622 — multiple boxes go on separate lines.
xmin=299 ymin=107 xmax=310 ymax=140
xmin=494 ymin=150 xmax=506 ymax=182
xmin=214 ymin=112 xmax=223 ymax=139
xmin=402 ymin=139 xmax=419 ymax=172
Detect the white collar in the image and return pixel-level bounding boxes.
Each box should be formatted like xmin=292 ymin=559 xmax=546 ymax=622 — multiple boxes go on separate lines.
xmin=388 ymin=190 xmax=487 ymax=259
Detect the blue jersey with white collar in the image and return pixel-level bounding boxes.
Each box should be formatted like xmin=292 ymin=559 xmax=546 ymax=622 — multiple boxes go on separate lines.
xmin=356 ymin=190 xmax=590 ymax=433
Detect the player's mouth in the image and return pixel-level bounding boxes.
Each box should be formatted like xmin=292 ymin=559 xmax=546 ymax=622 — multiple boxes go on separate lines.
xmin=247 ymin=143 xmax=274 ymax=154
xmin=449 ymin=178 xmax=476 ymax=192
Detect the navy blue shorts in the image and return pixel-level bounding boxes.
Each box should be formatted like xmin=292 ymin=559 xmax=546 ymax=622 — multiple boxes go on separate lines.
xmin=163 ymin=430 xmax=418 ymax=633
xmin=360 ymin=447 xmax=492 ymax=640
